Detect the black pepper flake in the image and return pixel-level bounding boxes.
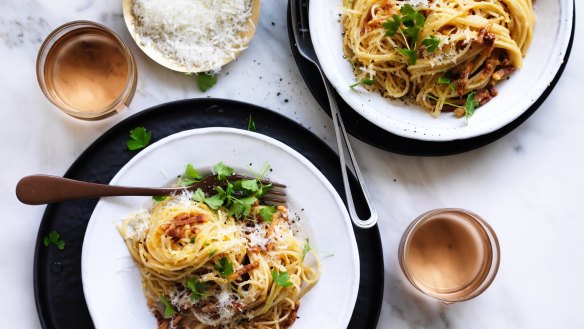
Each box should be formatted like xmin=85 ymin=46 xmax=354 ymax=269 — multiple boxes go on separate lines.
xmin=271 ymin=22 xmax=275 ymax=26
xmin=284 ymin=99 xmax=289 ymax=103
xmin=277 ymin=92 xmax=281 ymax=96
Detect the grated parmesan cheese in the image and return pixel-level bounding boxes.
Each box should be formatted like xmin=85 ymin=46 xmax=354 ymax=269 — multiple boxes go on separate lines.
xmin=133 ymin=0 xmax=254 ymax=72
xmin=403 ymin=0 xmax=428 ymax=8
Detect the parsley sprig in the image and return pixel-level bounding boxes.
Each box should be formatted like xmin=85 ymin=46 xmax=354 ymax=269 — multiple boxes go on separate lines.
xmin=191 ymin=162 xmax=274 ymax=219
xmin=160 ymin=295 xmax=176 ymax=318
xmin=427 ymin=92 xmax=479 ymax=121
xmin=179 ymin=163 xmax=204 ymax=186
xmin=437 ymin=75 xmax=456 ymax=92
xmin=215 ymin=257 xmax=234 ymax=278
xmin=195 ymin=72 xmax=217 ymax=92
xmin=301 ymin=238 xmax=312 ymax=261
xmin=383 ymin=4 xmax=440 ymax=65
xmin=127 ymin=127 xmax=152 ymax=151
xmin=272 ymin=270 xmax=293 ymax=287
xmin=186 ymin=277 xmax=209 ymax=301
xmin=43 ymin=231 xmax=65 ymax=250
xmin=349 ymin=78 xmax=375 ymax=88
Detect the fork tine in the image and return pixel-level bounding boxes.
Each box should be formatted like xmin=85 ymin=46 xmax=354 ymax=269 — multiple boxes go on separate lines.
xmin=228 ymin=174 xmax=287 ymax=188
xmin=261 ymin=196 xmax=287 ymax=204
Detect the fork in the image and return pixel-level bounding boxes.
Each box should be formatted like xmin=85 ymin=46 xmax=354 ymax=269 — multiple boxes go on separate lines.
xmin=291 ymin=0 xmax=377 ymax=229
xmin=16 ymin=174 xmax=286 ymax=205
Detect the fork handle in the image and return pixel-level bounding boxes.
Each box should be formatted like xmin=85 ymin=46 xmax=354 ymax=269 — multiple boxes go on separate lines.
xmin=318 ymin=71 xmax=378 ymax=229
xmin=16 ymin=175 xmax=180 ymax=205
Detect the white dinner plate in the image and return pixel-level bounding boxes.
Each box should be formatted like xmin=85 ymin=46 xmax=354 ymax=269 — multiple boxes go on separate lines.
xmin=309 ymin=0 xmax=573 ymax=141
xmin=81 ymin=128 xmax=360 ymax=328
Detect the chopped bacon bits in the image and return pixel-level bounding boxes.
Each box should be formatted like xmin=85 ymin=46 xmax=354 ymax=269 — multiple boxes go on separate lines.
xmin=227 ymin=262 xmax=259 ymax=281
xmin=455 ymin=62 xmax=473 ymax=96
xmin=492 ymin=66 xmax=515 ymax=81
xmin=162 ymin=213 xmax=207 ymax=241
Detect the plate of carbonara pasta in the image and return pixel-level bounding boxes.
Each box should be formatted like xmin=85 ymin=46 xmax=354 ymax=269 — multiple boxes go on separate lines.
xmin=310 ymin=0 xmax=573 ymax=141
xmin=81 ymin=128 xmax=359 ymax=329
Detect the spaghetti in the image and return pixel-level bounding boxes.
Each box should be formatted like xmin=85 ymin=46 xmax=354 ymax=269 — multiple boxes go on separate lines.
xmin=118 ymin=188 xmax=319 ymax=328
xmin=342 ymin=0 xmax=535 ymax=117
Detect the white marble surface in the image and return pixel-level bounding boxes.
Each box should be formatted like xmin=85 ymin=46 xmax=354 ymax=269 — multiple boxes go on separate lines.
xmin=1 ymin=0 xmax=583 ymax=328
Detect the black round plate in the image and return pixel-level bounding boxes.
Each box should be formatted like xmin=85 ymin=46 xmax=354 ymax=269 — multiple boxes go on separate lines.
xmin=287 ymin=1 xmax=575 ymax=156
xmin=34 ymin=99 xmax=384 ymax=329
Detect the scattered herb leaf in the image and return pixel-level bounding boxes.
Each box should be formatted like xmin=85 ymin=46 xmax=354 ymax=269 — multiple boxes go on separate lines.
xmin=247 ymin=115 xmax=256 ymax=132
xmin=422 ymin=35 xmax=440 ymax=52
xmin=464 ymin=92 xmax=479 ymax=119
xmin=204 ymin=194 xmax=225 ymax=210
xmin=258 ymin=206 xmax=276 ymax=223
xmin=127 ymin=127 xmax=152 ymax=151
xmin=271 ymin=270 xmax=293 ymax=287
xmin=349 ymin=78 xmax=376 ymax=88
xmin=302 ymin=238 xmax=312 ymax=261
xmin=160 ymin=296 xmax=176 ymax=318
xmin=241 ymin=179 xmax=259 ymax=192
xmin=43 ymin=231 xmax=65 ymax=250
xmin=214 ymin=162 xmax=234 ymax=180
xmin=215 ymin=257 xmax=234 ymax=278
xmin=209 ymin=250 xmax=217 ymax=257
xmin=186 ymin=277 xmax=209 ymax=301
xmin=190 ymin=237 xmax=196 ymax=244
xmin=398 ymin=48 xmax=417 ymax=65
xmin=437 ymin=76 xmax=456 ymax=92
xmin=196 ymin=73 xmax=217 ymax=92
xmin=153 ymin=195 xmax=168 ymax=202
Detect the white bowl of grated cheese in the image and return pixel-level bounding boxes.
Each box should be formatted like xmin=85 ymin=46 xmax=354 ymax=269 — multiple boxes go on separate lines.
xmin=122 ymin=0 xmax=261 ymax=73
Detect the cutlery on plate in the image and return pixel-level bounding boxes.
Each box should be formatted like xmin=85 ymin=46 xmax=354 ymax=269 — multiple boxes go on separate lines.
xmin=291 ymin=0 xmax=377 ymax=229
xmin=16 ymin=174 xmax=286 ymax=205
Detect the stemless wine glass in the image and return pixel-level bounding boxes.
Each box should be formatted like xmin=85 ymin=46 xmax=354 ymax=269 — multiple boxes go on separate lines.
xmin=398 ymin=208 xmax=500 ymax=303
xmin=37 ymin=21 xmax=137 ymax=120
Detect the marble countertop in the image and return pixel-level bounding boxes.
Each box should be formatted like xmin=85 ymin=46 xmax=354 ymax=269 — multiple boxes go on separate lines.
xmin=2 ymin=0 xmax=583 ymax=328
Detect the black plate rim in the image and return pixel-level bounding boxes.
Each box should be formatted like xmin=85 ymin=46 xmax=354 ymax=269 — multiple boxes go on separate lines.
xmin=287 ymin=0 xmax=576 ymax=156
xmin=33 ymin=98 xmax=384 ymax=329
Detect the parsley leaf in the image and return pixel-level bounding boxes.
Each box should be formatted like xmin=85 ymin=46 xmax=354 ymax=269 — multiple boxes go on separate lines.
xmin=192 ymin=188 xmax=225 ymax=210
xmin=127 ymin=127 xmax=152 ymax=151
xmin=204 ymin=194 xmax=225 ymax=210
xmin=186 ymin=277 xmax=209 ymax=301
xmin=464 ymin=92 xmax=479 ymax=119
xmin=438 ymin=76 xmax=456 ymax=92
xmin=247 ymin=115 xmax=256 ymax=132
xmin=271 ymin=270 xmax=293 ymax=287
xmin=383 ymin=14 xmax=401 ymax=36
xmin=214 ymin=257 xmax=234 ymax=278
xmin=192 ymin=188 xmax=206 ymax=202
xmin=209 ymin=249 xmax=217 ymax=257
xmin=43 ymin=230 xmax=65 ymax=250
xmin=185 ymin=164 xmax=202 ymax=180
xmin=160 ymin=295 xmax=176 ymax=318
xmin=196 ymin=73 xmax=217 ymax=92
xmin=398 ymin=48 xmax=418 ymax=65
xmin=228 ymin=196 xmax=257 ymax=219
xmin=349 ymin=78 xmax=376 ymax=88
xmin=382 ymin=4 xmax=427 ymax=65
xmin=400 ymin=4 xmax=416 ymax=16
xmin=190 ymin=237 xmax=196 ymax=244
xmin=422 ymin=35 xmax=440 ymax=52
xmin=214 ymin=161 xmax=234 ymax=180
xmin=301 ymin=238 xmax=312 ymax=261
xmin=153 ymin=195 xmax=168 ymax=202
xmin=258 ymin=206 xmax=276 ymax=223
xmin=241 ymin=179 xmax=259 ymax=192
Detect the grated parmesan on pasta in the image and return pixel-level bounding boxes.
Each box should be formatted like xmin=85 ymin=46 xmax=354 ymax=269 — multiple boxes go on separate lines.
xmin=132 ymin=0 xmax=254 ymax=72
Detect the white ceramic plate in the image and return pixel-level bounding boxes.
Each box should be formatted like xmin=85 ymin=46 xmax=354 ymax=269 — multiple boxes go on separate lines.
xmin=81 ymin=128 xmax=360 ymax=329
xmin=310 ymin=0 xmax=573 ymax=141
